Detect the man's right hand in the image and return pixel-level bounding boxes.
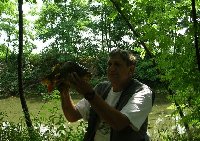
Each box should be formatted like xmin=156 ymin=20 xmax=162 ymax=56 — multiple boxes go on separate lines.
xmin=56 ymin=81 xmax=70 ymax=93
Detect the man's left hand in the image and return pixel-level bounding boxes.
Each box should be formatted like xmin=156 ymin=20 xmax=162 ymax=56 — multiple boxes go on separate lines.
xmin=69 ymin=72 xmax=94 ymax=96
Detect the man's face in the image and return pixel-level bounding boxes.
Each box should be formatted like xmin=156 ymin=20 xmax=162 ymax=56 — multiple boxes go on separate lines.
xmin=107 ymin=55 xmax=134 ymax=85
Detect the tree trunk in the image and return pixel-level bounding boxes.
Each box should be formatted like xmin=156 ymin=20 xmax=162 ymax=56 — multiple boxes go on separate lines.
xmin=108 ymin=22 xmax=111 ymax=52
xmin=5 ymin=46 xmax=9 ymax=63
xmin=101 ymin=5 xmax=104 ymax=53
xmin=191 ymin=0 xmax=200 ymax=71
xmin=5 ymin=28 xmax=11 ymax=63
xmin=18 ymin=0 xmax=33 ymax=136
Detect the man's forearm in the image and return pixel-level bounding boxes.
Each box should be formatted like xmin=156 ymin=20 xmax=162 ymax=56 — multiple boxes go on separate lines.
xmin=60 ymin=91 xmax=81 ymax=122
xmin=68 ymin=72 xmax=130 ymax=129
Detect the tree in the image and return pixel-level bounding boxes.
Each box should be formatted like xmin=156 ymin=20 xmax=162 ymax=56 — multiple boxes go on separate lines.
xmin=18 ymin=0 xmax=34 ymax=136
xmin=104 ymin=0 xmax=200 ymax=139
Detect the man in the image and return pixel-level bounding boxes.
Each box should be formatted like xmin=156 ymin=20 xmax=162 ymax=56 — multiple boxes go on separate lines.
xmin=58 ymin=49 xmax=154 ymax=141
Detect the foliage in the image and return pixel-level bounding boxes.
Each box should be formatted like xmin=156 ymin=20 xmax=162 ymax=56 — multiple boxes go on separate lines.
xmin=156 ymin=125 xmax=200 ymax=141
xmin=0 ymin=0 xmax=38 ymax=97
xmin=0 ymin=0 xmax=36 ymax=54
xmin=0 ymin=108 xmax=86 ymax=141
xmin=134 ymin=56 xmax=158 ymax=86
xmin=0 ymin=54 xmax=18 ymax=97
xmin=0 ymin=0 xmax=200 ymax=139
xmin=109 ymin=0 xmax=200 ymax=137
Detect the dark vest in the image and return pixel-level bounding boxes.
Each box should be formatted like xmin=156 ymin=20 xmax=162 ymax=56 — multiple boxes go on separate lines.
xmin=83 ymin=79 xmax=154 ymax=141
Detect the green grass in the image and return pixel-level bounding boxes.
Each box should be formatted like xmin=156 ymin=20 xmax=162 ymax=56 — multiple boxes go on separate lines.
xmin=148 ymin=92 xmax=174 ymax=140
xmin=1 ymin=96 xmax=51 ymax=123
xmin=0 ymin=91 xmax=174 ymax=140
xmin=0 ymin=94 xmax=81 ymax=123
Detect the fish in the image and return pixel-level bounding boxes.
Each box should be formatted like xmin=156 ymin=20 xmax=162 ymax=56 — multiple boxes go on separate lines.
xmin=41 ymin=61 xmax=92 ymax=93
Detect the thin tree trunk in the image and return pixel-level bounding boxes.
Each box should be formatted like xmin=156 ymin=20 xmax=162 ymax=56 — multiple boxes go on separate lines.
xmin=5 ymin=28 xmax=11 ymax=63
xmin=18 ymin=0 xmax=33 ymax=135
xmin=101 ymin=5 xmax=104 ymax=53
xmin=104 ymin=8 xmax=109 ymax=51
xmin=191 ymin=0 xmax=200 ymax=71
xmin=108 ymin=23 xmax=111 ymax=52
xmin=5 ymin=46 xmax=9 ymax=63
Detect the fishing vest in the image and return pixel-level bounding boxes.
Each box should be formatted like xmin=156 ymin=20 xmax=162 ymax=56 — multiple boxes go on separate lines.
xmin=83 ymin=79 xmax=154 ymax=141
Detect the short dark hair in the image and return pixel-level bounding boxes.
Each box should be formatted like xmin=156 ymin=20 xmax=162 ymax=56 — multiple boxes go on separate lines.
xmin=108 ymin=49 xmax=136 ymax=66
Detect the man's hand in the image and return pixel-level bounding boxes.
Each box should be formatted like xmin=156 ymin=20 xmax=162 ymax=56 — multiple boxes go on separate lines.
xmin=56 ymin=80 xmax=70 ymax=93
xmin=69 ymin=72 xmax=94 ymax=96
xmin=57 ymin=75 xmax=82 ymax=122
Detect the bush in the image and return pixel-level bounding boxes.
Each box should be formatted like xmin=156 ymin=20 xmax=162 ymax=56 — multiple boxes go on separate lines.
xmin=0 ymin=108 xmax=86 ymax=141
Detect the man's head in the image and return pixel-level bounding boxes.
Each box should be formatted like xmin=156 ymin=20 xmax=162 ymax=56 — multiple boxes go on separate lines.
xmin=108 ymin=49 xmax=136 ymax=67
xmin=107 ymin=49 xmax=137 ymax=90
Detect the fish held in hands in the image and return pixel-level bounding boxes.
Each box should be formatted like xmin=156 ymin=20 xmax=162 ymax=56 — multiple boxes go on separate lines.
xmin=41 ymin=61 xmax=92 ymax=93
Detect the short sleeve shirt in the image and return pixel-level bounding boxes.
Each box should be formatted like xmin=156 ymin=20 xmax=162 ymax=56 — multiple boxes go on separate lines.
xmin=75 ymin=84 xmax=152 ymax=141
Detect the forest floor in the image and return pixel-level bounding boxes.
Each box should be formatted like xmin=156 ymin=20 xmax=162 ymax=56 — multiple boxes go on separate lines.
xmin=0 ymin=91 xmax=178 ymax=140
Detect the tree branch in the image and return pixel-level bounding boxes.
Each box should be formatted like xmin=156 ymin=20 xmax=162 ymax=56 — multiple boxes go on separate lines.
xmin=109 ymin=0 xmax=153 ymax=58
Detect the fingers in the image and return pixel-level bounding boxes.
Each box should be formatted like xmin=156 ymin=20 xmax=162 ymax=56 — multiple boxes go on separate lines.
xmin=57 ymin=72 xmax=91 ymax=95
xmin=55 ymin=78 xmax=70 ymax=92
xmin=57 ymin=82 xmax=70 ymax=93
xmin=55 ymin=72 xmax=79 ymax=92
xmin=69 ymin=72 xmax=81 ymax=85
xmin=69 ymin=72 xmax=92 ymax=94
